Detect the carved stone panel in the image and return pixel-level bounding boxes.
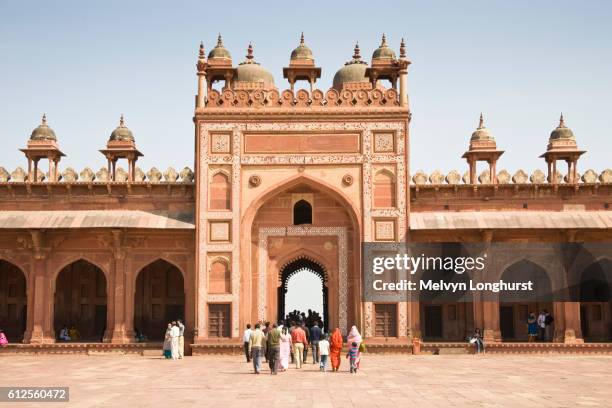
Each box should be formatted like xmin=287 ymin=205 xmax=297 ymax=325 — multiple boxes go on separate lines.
xmin=374 ymin=219 xmax=396 ymax=241
xmin=209 ymin=220 xmax=231 ymax=242
xmin=211 ymin=132 xmax=232 ymax=154
xmin=373 ymin=132 xmax=395 ymax=153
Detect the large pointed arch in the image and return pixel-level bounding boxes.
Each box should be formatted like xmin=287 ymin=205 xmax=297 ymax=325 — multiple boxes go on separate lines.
xmin=240 ymin=173 xmax=361 ymax=335
xmin=134 ymin=259 xmax=186 ymax=340
xmin=242 ymin=173 xmax=361 ymax=232
xmin=498 ymin=259 xmax=553 ymax=342
xmin=54 ymin=259 xmax=108 ymax=342
xmin=0 ymin=259 xmax=27 ymax=341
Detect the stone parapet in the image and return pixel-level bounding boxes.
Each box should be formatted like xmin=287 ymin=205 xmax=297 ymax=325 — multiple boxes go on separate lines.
xmin=0 ymin=166 xmax=195 ymax=184
xmin=411 ymin=169 xmax=612 ymax=186
xmin=202 ymin=87 xmax=401 ymax=109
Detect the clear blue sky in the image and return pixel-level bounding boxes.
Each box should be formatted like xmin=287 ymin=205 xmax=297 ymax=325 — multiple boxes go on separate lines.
xmin=1 ymin=0 xmax=611 ymax=175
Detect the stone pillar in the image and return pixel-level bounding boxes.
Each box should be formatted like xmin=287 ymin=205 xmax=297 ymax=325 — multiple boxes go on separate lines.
xmin=407 ymin=301 xmax=421 ymax=353
xmin=562 ymin=302 xmax=583 ymax=344
xmin=197 ymin=71 xmax=206 ymax=108
xmin=482 ymin=301 xmax=501 ymax=343
xmin=110 ymin=230 xmax=132 ymax=343
xmin=489 ymin=160 xmax=497 ymax=184
xmin=472 ymin=299 xmax=485 ymax=334
xmin=399 ymin=70 xmax=408 ymax=107
xmin=469 ymin=158 xmax=477 ymax=184
xmin=28 ymin=257 xmax=55 ymax=343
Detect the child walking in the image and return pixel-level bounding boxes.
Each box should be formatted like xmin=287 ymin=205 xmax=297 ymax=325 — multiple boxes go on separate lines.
xmin=347 ymin=341 xmax=359 ymax=373
xmin=318 ymin=334 xmax=330 ymax=372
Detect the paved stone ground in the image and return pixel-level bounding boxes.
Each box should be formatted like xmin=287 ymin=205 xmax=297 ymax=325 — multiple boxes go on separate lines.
xmin=1 ymin=354 xmax=611 ymax=407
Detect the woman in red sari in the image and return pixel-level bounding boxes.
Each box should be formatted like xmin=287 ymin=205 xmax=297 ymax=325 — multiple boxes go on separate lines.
xmin=329 ymin=328 xmax=343 ymax=372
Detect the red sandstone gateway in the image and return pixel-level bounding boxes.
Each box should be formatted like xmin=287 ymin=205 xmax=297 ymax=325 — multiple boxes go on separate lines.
xmin=0 ymin=34 xmax=611 ymax=355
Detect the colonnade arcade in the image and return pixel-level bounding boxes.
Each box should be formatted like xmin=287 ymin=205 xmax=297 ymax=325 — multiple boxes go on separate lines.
xmin=0 ymin=248 xmax=190 ymax=344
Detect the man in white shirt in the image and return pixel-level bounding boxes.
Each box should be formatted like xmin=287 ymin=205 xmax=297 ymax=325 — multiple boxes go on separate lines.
xmin=177 ymin=319 xmax=185 ymax=359
xmin=243 ymin=324 xmax=253 ymax=362
xmin=537 ymin=310 xmax=546 ymax=341
xmin=170 ymin=322 xmax=180 ymax=360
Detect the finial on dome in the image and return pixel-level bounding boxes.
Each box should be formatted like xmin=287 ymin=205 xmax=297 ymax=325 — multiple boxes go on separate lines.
xmin=400 ymin=38 xmax=406 ymax=58
xmin=381 ymin=33 xmax=387 ymax=46
xmin=41 ymin=113 xmax=47 ymax=126
xmin=216 ymin=33 xmax=223 ymax=47
xmin=559 ymin=112 xmax=565 ymax=128
xmin=478 ymin=113 xmax=484 ymax=129
xmin=199 ymin=41 xmax=205 ymax=58
xmin=300 ymin=32 xmax=305 ymax=46
xmin=246 ymin=42 xmax=254 ymax=61
xmin=119 ymin=114 xmax=125 ymax=127
xmin=353 ymin=42 xmax=361 ymax=60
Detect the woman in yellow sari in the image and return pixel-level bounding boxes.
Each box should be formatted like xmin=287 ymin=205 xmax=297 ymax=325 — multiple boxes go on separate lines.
xmin=329 ymin=328 xmax=343 ymax=372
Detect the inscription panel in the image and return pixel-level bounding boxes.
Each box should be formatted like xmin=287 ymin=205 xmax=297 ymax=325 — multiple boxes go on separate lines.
xmin=244 ymin=133 xmax=360 ymax=154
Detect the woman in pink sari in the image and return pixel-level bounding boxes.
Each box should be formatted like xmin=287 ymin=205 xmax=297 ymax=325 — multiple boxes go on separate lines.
xmin=346 ymin=325 xmax=362 ymax=368
xmin=279 ymin=326 xmax=292 ymax=371
xmin=0 ymin=329 xmax=8 ymax=347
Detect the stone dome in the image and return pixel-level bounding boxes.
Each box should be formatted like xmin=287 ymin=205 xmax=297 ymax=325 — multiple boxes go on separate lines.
xmin=30 ymin=114 xmax=57 ymax=141
xmin=372 ymin=34 xmax=396 ymax=61
xmin=109 ymin=115 xmax=135 ymax=142
xmin=290 ymin=33 xmax=314 ymax=61
xmin=470 ymin=114 xmax=494 ymax=141
xmin=332 ymin=43 xmax=369 ymax=91
xmin=235 ymin=44 xmax=275 ymax=88
xmin=549 ymin=114 xmax=575 ymax=140
xmin=207 ymin=34 xmax=232 ymax=60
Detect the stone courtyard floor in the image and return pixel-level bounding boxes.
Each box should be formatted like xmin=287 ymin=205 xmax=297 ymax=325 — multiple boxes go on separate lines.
xmin=1 ymin=354 xmax=611 ymax=407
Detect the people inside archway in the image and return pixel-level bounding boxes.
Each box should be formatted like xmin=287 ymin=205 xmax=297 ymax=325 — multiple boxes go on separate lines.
xmin=291 ymin=321 xmax=308 ymax=368
xmin=162 ymin=323 xmax=172 ymax=359
xmin=69 ymin=325 xmax=80 ymax=341
xmin=347 ymin=326 xmax=362 ymax=370
xmin=243 ymin=323 xmax=253 ymax=363
xmin=544 ymin=311 xmax=554 ymax=342
xmin=266 ymin=323 xmax=281 ymax=375
xmin=58 ymin=325 xmax=71 ymax=341
xmin=177 ymin=319 xmax=185 ymax=359
xmin=0 ymin=329 xmax=8 ymax=347
xmin=302 ymin=321 xmax=311 ymax=363
xmin=135 ymin=329 xmax=147 ymax=343
xmin=318 ymin=334 xmax=330 ymax=372
xmin=310 ymin=321 xmax=322 ymax=364
xmin=329 ymin=328 xmax=343 ymax=372
xmin=170 ymin=321 xmax=180 ymax=360
xmin=527 ymin=313 xmax=538 ymax=342
xmin=470 ymin=328 xmax=484 ymax=354
xmin=537 ymin=310 xmax=546 ymax=341
xmin=279 ymin=326 xmax=292 ymax=371
xmin=248 ymin=323 xmax=265 ymax=374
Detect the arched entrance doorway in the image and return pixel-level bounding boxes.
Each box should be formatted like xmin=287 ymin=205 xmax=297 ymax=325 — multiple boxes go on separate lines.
xmin=134 ymin=259 xmax=185 ymax=341
xmin=54 ymin=260 xmax=107 ymax=341
xmin=419 ymin=244 xmax=474 ymax=341
xmin=579 ymin=258 xmax=612 ymax=342
xmin=277 ymin=257 xmax=328 ymax=331
xmin=0 ymin=260 xmax=27 ymax=342
xmin=243 ymin=175 xmax=361 ymax=335
xmin=499 ymin=260 xmax=552 ymax=341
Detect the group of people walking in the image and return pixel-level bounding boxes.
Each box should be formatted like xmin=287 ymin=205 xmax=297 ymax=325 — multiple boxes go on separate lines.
xmin=162 ymin=319 xmax=185 ymax=360
xmin=244 ymin=320 xmax=364 ymax=374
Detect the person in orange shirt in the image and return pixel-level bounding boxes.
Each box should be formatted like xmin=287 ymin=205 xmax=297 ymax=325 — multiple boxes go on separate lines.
xmin=290 ymin=322 xmax=308 ymax=368
xmin=329 ymin=328 xmax=343 ymax=372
